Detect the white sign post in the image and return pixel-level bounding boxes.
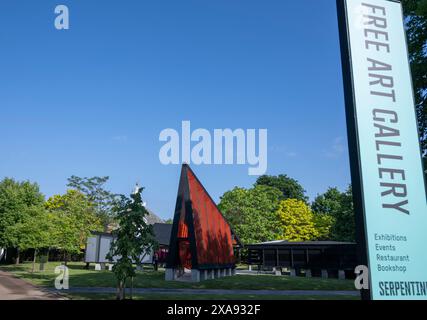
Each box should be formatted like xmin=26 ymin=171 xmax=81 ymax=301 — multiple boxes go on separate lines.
xmin=337 ymin=0 xmax=427 ymax=300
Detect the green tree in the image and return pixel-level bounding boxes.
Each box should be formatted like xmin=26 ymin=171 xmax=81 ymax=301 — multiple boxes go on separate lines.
xmin=6 ymin=206 xmax=55 ymax=272
xmin=255 ymin=174 xmax=308 ymax=202
xmin=313 ymin=213 xmax=335 ymax=241
xmin=218 ymin=185 xmax=283 ymax=244
xmin=107 ymin=187 xmax=158 ymax=300
xmin=276 ymin=199 xmax=319 ymax=241
xmin=67 ymin=176 xmax=116 ymax=230
xmin=312 ymin=186 xmax=355 ymax=242
xmin=333 ymin=186 xmax=355 ymax=242
xmin=402 ymin=0 xmax=427 ymax=171
xmin=46 ymin=190 xmax=102 ymax=263
xmin=312 ymin=187 xmax=342 ymax=216
xmin=312 ymin=187 xmax=343 ymax=240
xmin=0 ymin=178 xmax=45 ymax=263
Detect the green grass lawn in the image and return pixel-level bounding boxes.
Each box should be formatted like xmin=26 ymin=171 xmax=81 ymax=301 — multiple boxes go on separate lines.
xmin=0 ymin=261 xmax=356 ymax=291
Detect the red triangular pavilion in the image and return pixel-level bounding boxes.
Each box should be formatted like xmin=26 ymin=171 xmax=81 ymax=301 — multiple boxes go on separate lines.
xmin=165 ymin=164 xmax=241 ymax=282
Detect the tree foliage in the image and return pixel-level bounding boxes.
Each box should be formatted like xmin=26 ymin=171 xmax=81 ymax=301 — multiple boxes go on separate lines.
xmin=46 ymin=190 xmax=102 ymax=257
xmin=67 ymin=176 xmax=116 ymax=229
xmin=312 ymin=187 xmax=342 ymax=216
xmin=313 ymin=212 xmax=335 ymax=241
xmin=332 ymin=186 xmax=355 ymax=242
xmin=276 ymin=199 xmax=319 ymax=241
xmin=312 ymin=186 xmax=355 ymax=242
xmin=402 ymin=0 xmax=427 ymax=172
xmin=0 ymin=178 xmax=45 ymax=248
xmin=255 ymin=174 xmax=308 ymax=202
xmin=5 ymin=206 xmax=55 ymax=270
xmin=218 ymin=185 xmax=282 ymax=244
xmin=107 ymin=187 xmax=158 ymax=300
xmin=5 ymin=206 xmax=53 ymax=252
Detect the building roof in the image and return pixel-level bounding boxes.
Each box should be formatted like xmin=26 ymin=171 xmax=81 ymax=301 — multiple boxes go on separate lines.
xmin=106 ymin=208 xmax=164 ymax=232
xmin=247 ymin=240 xmax=356 ymax=248
xmin=153 ymin=223 xmax=172 ymax=246
xmin=145 ymin=208 xmax=165 ymax=225
xmin=91 ymin=223 xmax=172 ymax=246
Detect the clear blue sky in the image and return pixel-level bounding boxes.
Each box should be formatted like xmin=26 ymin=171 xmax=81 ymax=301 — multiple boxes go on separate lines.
xmin=0 ymin=0 xmax=350 ymax=220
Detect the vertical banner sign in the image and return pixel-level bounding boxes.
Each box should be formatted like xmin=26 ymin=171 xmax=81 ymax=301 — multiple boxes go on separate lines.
xmin=337 ymin=0 xmax=427 ymax=300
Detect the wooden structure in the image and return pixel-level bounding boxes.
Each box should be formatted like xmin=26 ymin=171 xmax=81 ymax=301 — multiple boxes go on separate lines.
xmin=246 ymin=240 xmax=357 ymax=279
xmin=166 ymin=164 xmax=241 ymax=282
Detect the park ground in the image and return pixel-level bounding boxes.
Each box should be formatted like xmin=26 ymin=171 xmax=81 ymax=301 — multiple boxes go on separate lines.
xmin=0 ymin=262 xmax=360 ymax=300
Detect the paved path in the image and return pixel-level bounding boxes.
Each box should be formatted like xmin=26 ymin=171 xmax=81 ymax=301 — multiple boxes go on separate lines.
xmin=52 ymin=287 xmax=359 ymax=297
xmin=0 ymin=270 xmax=65 ymax=300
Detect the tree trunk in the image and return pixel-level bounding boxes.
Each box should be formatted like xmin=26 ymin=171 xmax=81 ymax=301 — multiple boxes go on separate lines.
xmin=15 ymin=248 xmax=20 ymax=265
xmin=116 ymin=280 xmax=126 ymax=300
xmin=32 ymin=249 xmax=37 ymax=273
xmin=63 ymin=251 xmax=68 ymax=266
xmin=130 ymin=277 xmax=133 ymax=300
xmin=122 ymin=279 xmax=126 ymax=300
xmin=116 ymin=281 xmax=121 ymax=300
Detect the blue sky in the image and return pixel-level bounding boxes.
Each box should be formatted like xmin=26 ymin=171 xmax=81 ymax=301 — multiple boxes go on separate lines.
xmin=0 ymin=0 xmax=350 ymax=220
